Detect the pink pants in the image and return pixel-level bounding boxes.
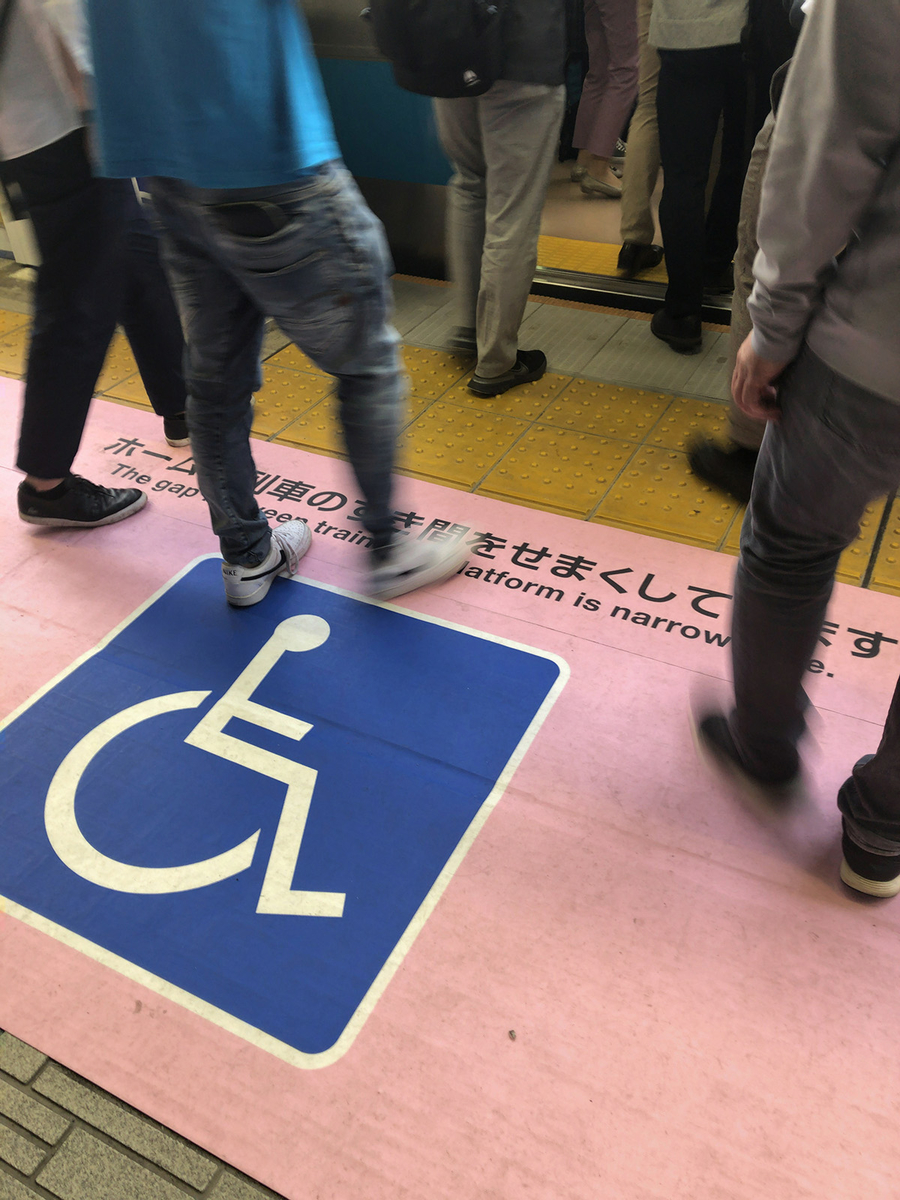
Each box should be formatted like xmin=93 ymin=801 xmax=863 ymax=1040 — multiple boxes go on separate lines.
xmin=573 ymin=0 xmax=639 ymax=159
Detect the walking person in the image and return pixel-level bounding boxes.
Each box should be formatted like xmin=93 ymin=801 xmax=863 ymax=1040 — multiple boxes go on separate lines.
xmin=433 ymin=0 xmax=567 ymax=396
xmin=616 ymin=0 xmax=663 ymax=277
xmin=84 ymin=0 xmax=465 ymax=605
xmin=694 ymin=0 xmax=900 ymax=897
xmin=0 ymin=0 xmax=189 ymax=528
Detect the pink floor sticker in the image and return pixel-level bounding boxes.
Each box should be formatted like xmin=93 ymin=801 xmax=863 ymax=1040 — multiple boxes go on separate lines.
xmin=2 ymin=379 xmax=900 ymax=1200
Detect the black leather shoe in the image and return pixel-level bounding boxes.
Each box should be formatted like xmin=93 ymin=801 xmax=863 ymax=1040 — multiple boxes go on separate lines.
xmin=650 ymin=307 xmax=702 ymax=354
xmin=617 ymin=242 xmax=664 ymax=279
xmin=468 ymin=349 xmax=547 ymax=397
xmin=687 ymin=436 xmax=758 ymax=505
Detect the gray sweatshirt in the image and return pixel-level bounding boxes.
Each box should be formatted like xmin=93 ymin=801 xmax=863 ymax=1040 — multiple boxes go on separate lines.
xmin=748 ymin=0 xmax=900 ymax=402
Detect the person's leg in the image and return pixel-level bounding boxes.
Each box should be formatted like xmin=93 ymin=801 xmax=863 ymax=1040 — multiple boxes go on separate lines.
xmin=704 ymin=44 xmax=749 ymax=285
xmin=839 ymin=683 xmax=900 ymax=859
xmin=433 ymin=97 xmax=485 ymax=338
xmin=468 ymin=81 xmax=566 ymax=381
xmin=656 ymin=48 xmax=724 ymax=320
xmin=118 ymin=186 xmax=188 ymax=425
xmin=728 ymin=348 xmax=900 ymax=783
xmin=1 ymin=131 xmax=125 ymax=482
xmin=619 ymin=0 xmax=662 ymax=255
xmin=573 ymin=0 xmax=611 ymax=158
xmin=578 ymin=0 xmax=639 ymax=169
xmin=149 ymin=178 xmax=272 ymax=567
xmin=188 ymin=164 xmax=404 ymax=552
xmin=0 ymin=131 xmax=148 ymax=527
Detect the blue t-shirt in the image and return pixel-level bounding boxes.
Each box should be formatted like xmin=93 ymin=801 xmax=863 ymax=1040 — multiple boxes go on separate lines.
xmin=86 ymin=0 xmax=340 ymax=188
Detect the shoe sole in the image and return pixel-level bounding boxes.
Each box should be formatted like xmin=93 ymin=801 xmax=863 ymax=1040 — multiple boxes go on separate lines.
xmin=165 ymin=435 xmax=191 ymax=448
xmin=839 ymin=858 xmax=900 ymax=898
xmin=468 ymin=363 xmax=546 ymax=397
xmin=370 ymin=545 xmax=469 ymax=602
xmin=18 ymin=491 xmax=148 ymax=528
xmin=580 ymin=182 xmax=621 ymax=199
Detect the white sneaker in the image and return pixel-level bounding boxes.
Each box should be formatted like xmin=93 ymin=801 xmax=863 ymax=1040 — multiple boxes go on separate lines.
xmin=222 ymin=519 xmax=312 ymax=607
xmin=369 ymin=537 xmax=469 ymax=601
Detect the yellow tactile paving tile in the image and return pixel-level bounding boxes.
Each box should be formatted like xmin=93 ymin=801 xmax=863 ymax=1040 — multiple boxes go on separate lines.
xmin=645 ymin=397 xmax=730 ymax=452
xmin=403 ymin=346 xmax=470 ymax=400
xmin=867 ymin=498 xmax=900 ymax=596
xmin=0 ymin=326 xmax=29 ymax=376
xmin=265 ymin=344 xmax=327 ymax=376
xmin=96 ymin=334 xmax=139 ymax=392
xmin=537 ymin=235 xmax=668 ymax=284
xmin=397 ymin=401 xmax=528 ymax=489
xmin=251 ymin=365 xmax=331 ymax=438
xmin=543 ymin=379 xmax=670 ymax=442
xmin=593 ymin=444 xmax=739 ymax=549
xmin=103 ymin=372 xmax=152 ymax=408
xmin=0 ymin=310 xmax=29 ymax=336
xmin=836 ymin=500 xmax=885 ymax=586
xmin=478 ymin=425 xmax=636 ymax=518
xmin=442 ymin=372 xmax=570 ymax=422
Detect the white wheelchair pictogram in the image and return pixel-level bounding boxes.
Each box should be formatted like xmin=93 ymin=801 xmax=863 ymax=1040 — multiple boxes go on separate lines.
xmin=44 ymin=615 xmax=345 ymax=917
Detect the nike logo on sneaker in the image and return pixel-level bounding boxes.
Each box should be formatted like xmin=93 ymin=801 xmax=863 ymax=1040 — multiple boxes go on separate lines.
xmin=240 ymin=550 xmax=287 ymax=582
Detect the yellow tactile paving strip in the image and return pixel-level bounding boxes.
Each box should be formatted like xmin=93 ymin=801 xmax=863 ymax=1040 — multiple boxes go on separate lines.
xmin=537 ymin=235 xmax=669 ymax=285
xmin=3 ymin=300 xmax=892 ymax=588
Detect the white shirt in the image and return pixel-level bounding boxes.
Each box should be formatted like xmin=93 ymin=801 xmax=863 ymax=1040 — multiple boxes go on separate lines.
xmin=0 ymin=0 xmax=90 ymax=160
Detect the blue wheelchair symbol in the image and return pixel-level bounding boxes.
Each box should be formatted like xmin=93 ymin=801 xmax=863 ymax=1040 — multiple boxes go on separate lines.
xmin=0 ymin=558 xmax=567 ymax=1065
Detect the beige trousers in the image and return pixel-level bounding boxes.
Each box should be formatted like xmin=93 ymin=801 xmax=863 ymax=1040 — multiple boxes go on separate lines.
xmin=619 ymin=0 xmax=660 ymax=246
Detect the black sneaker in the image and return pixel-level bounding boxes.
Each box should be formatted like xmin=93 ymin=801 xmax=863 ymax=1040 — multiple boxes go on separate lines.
xmin=17 ymin=475 xmax=148 ymax=528
xmin=650 ymin=308 xmax=702 ymax=355
xmin=841 ymin=823 xmax=900 ymax=898
xmin=468 ymin=349 xmax=547 ymax=397
xmin=687 ymin=437 xmax=758 ymax=505
xmin=693 ymin=711 xmax=800 ymax=791
xmin=617 ymin=242 xmax=664 ymax=279
xmin=839 ymin=758 xmax=900 ymax=897
xmin=447 ymin=326 xmax=477 ymax=356
xmin=163 ymin=412 xmax=190 ymax=447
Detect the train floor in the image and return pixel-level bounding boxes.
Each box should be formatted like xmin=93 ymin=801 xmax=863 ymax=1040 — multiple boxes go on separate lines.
xmin=2 ymin=273 xmax=900 ymax=1200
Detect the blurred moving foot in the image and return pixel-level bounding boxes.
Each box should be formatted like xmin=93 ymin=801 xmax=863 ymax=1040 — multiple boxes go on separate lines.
xmin=369 ymin=536 xmax=468 ymax=601
xmin=687 ymin=437 xmax=758 ymax=505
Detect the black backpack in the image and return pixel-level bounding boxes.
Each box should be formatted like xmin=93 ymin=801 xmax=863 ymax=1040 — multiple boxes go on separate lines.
xmin=365 ymin=0 xmax=505 ymax=99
